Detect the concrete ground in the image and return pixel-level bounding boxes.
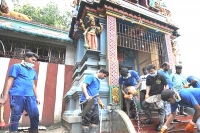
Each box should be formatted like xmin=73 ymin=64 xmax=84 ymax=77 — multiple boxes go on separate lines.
xmin=0 ymin=122 xmax=69 ymax=133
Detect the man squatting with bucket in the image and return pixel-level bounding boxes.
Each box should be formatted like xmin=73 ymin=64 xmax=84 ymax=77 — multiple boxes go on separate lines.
xmin=80 ymin=69 xmax=109 ymax=133
xmin=119 ymin=67 xmax=141 ymax=120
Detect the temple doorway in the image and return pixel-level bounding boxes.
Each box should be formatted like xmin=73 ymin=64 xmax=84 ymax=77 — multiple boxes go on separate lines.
xmin=117 ymin=20 xmax=164 ymax=112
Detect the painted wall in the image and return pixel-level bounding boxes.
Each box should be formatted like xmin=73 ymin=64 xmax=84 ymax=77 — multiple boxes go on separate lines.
xmin=138 ymin=51 xmax=151 ymax=74
xmin=118 ymin=47 xmax=135 ymax=70
xmin=0 ymin=58 xmax=73 ymax=126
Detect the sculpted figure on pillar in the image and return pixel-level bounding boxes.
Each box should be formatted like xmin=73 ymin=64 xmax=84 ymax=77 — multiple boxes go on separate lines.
xmin=79 ymin=15 xmax=103 ymax=50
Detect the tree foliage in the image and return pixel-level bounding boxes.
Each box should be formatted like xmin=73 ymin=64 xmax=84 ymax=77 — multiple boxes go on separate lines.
xmin=14 ymin=2 xmax=71 ymax=30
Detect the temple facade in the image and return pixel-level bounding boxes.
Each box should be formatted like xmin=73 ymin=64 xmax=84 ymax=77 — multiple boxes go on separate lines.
xmin=62 ymin=0 xmax=180 ymax=132
xmin=0 ymin=0 xmax=181 ymax=132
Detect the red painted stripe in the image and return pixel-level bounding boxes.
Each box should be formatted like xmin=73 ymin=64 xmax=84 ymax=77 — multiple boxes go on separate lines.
xmin=62 ymin=65 xmax=73 ymax=114
xmin=21 ymin=61 xmax=40 ymax=126
xmin=4 ymin=59 xmax=21 ymax=124
xmin=41 ymin=63 xmax=58 ymax=125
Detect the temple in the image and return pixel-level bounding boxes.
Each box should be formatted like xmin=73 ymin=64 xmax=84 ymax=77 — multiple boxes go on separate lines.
xmin=0 ymin=0 xmax=185 ymax=132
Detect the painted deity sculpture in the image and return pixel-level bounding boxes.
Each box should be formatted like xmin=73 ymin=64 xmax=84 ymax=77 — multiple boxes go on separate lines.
xmin=0 ymin=0 xmax=32 ymax=22
xmin=81 ymin=16 xmax=103 ymax=50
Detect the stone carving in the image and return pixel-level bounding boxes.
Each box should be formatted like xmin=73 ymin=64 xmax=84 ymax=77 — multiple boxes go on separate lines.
xmin=172 ymin=41 xmax=181 ymax=65
xmin=71 ymin=0 xmax=77 ymax=8
xmin=149 ymin=0 xmax=173 ymax=24
xmin=0 ymin=0 xmax=32 ymax=22
xmin=79 ymin=15 xmax=103 ymax=50
xmin=112 ymin=87 xmax=120 ymax=103
xmin=109 ymin=0 xmax=122 ymax=5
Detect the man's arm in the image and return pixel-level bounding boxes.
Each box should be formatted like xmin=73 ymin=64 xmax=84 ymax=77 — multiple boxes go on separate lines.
xmin=33 ymin=83 xmax=40 ymax=104
xmin=119 ymin=85 xmax=126 ymax=95
xmin=81 ymin=83 xmax=92 ymax=100
xmin=0 ymin=77 xmax=14 ymax=105
xmin=135 ymin=79 xmax=141 ymax=90
xmin=163 ymin=111 xmax=176 ymax=128
xmin=192 ymin=104 xmax=200 ymax=123
xmin=145 ymin=86 xmax=150 ymax=99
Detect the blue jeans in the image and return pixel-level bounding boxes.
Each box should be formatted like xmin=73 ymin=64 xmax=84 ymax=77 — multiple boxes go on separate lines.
xmin=9 ymin=96 xmax=39 ymax=131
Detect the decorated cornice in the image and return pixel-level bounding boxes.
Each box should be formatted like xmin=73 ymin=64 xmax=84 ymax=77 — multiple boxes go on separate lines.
xmin=0 ymin=16 xmax=72 ymax=42
xmin=78 ymin=5 xmax=174 ymax=34
xmin=70 ymin=0 xmax=180 ymax=39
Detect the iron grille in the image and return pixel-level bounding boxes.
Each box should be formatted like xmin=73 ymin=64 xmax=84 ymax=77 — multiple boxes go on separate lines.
xmin=117 ymin=22 xmax=164 ymax=55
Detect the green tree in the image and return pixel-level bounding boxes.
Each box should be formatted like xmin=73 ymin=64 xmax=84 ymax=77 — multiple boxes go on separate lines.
xmin=14 ymin=1 xmax=71 ymax=30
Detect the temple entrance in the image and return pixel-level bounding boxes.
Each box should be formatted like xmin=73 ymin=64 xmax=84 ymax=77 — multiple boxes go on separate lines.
xmin=117 ymin=20 xmax=164 ymax=112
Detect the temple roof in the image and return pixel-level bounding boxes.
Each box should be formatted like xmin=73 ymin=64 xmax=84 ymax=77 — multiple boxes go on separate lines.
xmin=0 ymin=16 xmax=72 ymax=42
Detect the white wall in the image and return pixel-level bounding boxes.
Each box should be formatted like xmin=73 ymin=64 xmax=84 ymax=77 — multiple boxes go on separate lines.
xmin=166 ymin=0 xmax=200 ymax=77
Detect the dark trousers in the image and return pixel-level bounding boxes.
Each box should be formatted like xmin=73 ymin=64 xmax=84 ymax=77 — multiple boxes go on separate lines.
xmin=142 ymin=100 xmax=165 ymax=124
xmin=81 ymin=103 xmax=99 ymax=126
xmin=140 ymin=90 xmax=146 ymax=110
xmin=9 ymin=96 xmax=39 ymax=132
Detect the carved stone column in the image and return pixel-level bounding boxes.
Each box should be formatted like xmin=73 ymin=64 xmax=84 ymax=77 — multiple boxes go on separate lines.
xmin=164 ymin=34 xmax=175 ymax=72
xmin=107 ymin=15 xmax=119 ymax=86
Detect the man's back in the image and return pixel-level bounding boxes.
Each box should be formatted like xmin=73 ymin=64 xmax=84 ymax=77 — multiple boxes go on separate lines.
xmin=119 ymin=70 xmax=139 ymax=87
xmin=187 ymin=76 xmax=200 ymax=88
xmin=158 ymin=69 xmax=173 ymax=89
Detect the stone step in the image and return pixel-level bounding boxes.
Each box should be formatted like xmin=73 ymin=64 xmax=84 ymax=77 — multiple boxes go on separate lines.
xmin=131 ymin=115 xmax=197 ymax=133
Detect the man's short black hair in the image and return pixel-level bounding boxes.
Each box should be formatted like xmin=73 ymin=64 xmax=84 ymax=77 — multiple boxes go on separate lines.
xmin=120 ymin=67 xmax=129 ymax=77
xmin=161 ymin=62 xmax=168 ymax=68
xmin=175 ymin=65 xmax=182 ymax=69
xmin=161 ymin=89 xmax=175 ymax=101
xmin=99 ymin=68 xmax=109 ymax=76
xmin=142 ymin=67 xmax=147 ymax=71
xmin=146 ymin=64 xmax=156 ymax=71
xmin=25 ymin=52 xmax=39 ymax=60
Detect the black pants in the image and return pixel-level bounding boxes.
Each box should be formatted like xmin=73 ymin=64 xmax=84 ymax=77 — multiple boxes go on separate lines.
xmin=81 ymin=102 xmax=99 ymax=126
xmin=140 ymin=90 xmax=146 ymax=110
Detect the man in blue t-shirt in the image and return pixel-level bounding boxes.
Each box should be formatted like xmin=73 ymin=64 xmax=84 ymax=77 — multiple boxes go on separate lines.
xmin=158 ymin=62 xmax=182 ymax=122
xmin=119 ymin=67 xmax=141 ymax=120
xmin=80 ymin=69 xmax=109 ymax=133
xmin=0 ymin=52 xmax=40 ymax=133
xmin=161 ymin=89 xmax=200 ymax=133
xmin=187 ymin=76 xmax=200 ymax=88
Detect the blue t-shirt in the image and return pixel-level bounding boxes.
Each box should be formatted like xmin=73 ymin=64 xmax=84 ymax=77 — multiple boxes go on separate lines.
xmin=187 ymin=76 xmax=200 ymax=88
xmin=158 ymin=69 xmax=173 ymax=89
xmin=171 ymin=88 xmax=200 ymax=112
xmin=80 ymin=75 xmax=100 ymax=104
xmin=119 ymin=70 xmax=139 ymax=86
xmin=9 ymin=64 xmax=37 ymax=96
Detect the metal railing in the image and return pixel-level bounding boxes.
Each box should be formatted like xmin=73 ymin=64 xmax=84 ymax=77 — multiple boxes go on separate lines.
xmin=0 ymin=51 xmax=65 ymax=64
xmin=117 ymin=22 xmax=164 ymax=55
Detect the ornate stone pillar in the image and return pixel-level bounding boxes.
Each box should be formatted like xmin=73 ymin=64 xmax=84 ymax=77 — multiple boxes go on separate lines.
xmin=107 ymin=15 xmax=119 ymax=86
xmin=106 ymin=15 xmax=121 ymax=107
xmin=164 ymin=34 xmax=175 ymax=72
